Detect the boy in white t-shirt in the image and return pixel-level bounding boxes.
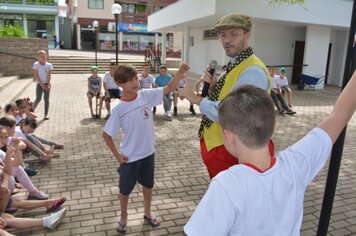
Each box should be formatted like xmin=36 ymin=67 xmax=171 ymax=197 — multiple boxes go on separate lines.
xmin=103 ymin=62 xmax=121 ymax=119
xmin=277 ymin=67 xmax=293 ymax=108
xmin=103 ymin=63 xmax=189 ymax=233
xmin=32 ymin=50 xmax=53 ymax=120
xmin=184 ymin=71 xmax=356 ymax=236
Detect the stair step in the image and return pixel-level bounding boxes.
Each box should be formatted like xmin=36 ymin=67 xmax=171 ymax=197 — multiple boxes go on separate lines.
xmin=0 ymin=75 xmax=18 ymax=93
xmin=0 ymin=78 xmax=34 ymax=109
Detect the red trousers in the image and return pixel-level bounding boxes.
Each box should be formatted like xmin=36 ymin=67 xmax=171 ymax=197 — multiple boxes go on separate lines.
xmin=200 ymin=138 xmax=274 ymax=179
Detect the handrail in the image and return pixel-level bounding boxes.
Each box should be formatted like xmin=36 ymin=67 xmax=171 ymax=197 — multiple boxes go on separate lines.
xmin=266 ymin=64 xmax=308 ymax=68
xmin=147 ymin=47 xmax=155 ymax=61
xmin=0 ymin=50 xmax=37 ymax=61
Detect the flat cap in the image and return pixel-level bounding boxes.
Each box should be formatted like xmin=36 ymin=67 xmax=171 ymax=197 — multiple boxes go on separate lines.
xmin=214 ymin=13 xmax=252 ymax=32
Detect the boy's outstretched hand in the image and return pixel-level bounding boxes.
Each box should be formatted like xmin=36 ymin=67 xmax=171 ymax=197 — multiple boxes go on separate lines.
xmin=179 ymin=63 xmax=190 ymax=74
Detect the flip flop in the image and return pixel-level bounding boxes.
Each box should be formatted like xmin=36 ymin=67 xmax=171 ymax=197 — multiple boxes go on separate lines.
xmin=116 ymin=221 xmax=127 ymax=233
xmin=143 ymin=215 xmax=160 ymax=227
xmin=47 ymin=197 xmax=66 ymax=213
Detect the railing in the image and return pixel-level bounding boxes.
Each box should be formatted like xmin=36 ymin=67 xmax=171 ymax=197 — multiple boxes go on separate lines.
xmin=0 ymin=49 xmax=37 ymax=61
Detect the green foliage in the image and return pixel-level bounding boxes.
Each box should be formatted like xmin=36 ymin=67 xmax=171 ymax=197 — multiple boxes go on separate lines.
xmin=269 ymin=0 xmax=305 ymax=5
xmin=0 ymin=24 xmax=25 ymax=38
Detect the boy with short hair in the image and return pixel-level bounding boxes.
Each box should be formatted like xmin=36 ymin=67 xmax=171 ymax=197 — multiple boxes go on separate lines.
xmin=103 ymin=62 xmax=121 ymax=119
xmin=103 ymin=63 xmax=189 ymax=233
xmin=138 ymin=63 xmax=155 ymax=89
xmin=184 ymin=71 xmax=356 ymax=235
xmin=277 ymin=67 xmax=293 ymax=107
xmin=87 ymin=66 xmax=104 ymax=118
xmin=154 ymin=65 xmax=173 ymax=119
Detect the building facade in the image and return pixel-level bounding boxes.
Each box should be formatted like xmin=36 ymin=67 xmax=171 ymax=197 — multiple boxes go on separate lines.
xmin=0 ymin=0 xmax=60 ymax=48
xmin=67 ymin=0 xmax=177 ymax=56
xmin=148 ymin=0 xmax=353 ymax=87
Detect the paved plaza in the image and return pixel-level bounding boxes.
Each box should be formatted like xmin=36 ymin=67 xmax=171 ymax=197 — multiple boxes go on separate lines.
xmin=6 ymin=71 xmax=356 ymax=235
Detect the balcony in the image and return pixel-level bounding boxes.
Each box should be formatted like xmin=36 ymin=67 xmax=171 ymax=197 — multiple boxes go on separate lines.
xmin=0 ymin=0 xmax=56 ymax=5
xmin=121 ymin=12 xmax=147 ymax=24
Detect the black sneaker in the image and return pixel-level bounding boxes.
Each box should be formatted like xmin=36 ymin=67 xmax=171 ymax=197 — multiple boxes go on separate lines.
xmin=24 ymin=167 xmax=37 ymax=177
xmin=285 ymin=109 xmax=296 ymax=115
xmin=190 ymin=105 xmax=196 ymax=115
xmin=278 ymin=109 xmax=286 ymax=116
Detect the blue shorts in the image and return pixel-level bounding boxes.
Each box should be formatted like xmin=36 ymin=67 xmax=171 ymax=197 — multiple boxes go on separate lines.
xmin=281 ymin=86 xmax=290 ymax=93
xmin=117 ymin=153 xmax=155 ymax=196
xmin=105 ymin=89 xmax=121 ymax=101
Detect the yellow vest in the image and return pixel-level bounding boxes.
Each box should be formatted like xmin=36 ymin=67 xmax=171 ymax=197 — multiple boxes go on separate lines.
xmin=202 ymin=55 xmax=271 ymax=151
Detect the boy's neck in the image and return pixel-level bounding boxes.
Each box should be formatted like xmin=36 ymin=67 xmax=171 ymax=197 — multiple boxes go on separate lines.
xmin=238 ymin=145 xmax=272 ymax=172
xmin=121 ymin=91 xmax=137 ymax=101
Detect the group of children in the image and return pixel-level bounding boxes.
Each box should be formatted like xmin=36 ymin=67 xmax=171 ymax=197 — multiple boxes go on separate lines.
xmin=100 ymin=59 xmax=356 ymax=234
xmin=86 ymin=63 xmax=196 ymax=120
xmin=0 ymin=102 xmax=67 ymax=234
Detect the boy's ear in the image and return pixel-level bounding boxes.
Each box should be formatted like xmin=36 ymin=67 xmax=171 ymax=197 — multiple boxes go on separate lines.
xmin=222 ymin=129 xmax=236 ymax=148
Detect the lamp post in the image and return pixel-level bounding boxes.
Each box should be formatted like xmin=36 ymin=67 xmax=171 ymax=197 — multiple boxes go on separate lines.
xmin=111 ymin=3 xmax=122 ymax=65
xmin=92 ymin=20 xmax=99 ymax=66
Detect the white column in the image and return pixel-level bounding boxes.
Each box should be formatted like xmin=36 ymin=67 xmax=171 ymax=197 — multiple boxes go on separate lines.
xmin=55 ymin=15 xmax=59 ymax=48
xmin=22 ymin=14 xmax=28 ymax=37
xmin=161 ymin=31 xmax=166 ymax=64
xmin=303 ymin=25 xmax=331 ymax=89
xmin=119 ymin=32 xmax=123 ymax=51
xmin=183 ymin=27 xmax=190 ymax=63
xmin=77 ymin=24 xmax=81 ymax=50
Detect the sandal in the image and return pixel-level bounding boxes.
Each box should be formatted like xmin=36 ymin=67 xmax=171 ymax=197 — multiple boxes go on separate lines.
xmin=47 ymin=197 xmax=66 ymax=213
xmin=116 ymin=221 xmax=127 ymax=233
xmin=143 ymin=215 xmax=160 ymax=227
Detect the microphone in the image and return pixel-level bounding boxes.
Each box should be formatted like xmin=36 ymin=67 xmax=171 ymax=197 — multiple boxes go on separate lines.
xmin=201 ymin=60 xmax=217 ymax=97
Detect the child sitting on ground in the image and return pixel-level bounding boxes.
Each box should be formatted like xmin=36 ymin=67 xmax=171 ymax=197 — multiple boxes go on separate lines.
xmin=184 ymin=70 xmax=356 ymax=235
xmin=0 ymin=143 xmax=67 ymax=234
xmin=87 ymin=66 xmax=104 ymax=118
xmin=0 ymin=127 xmax=47 ymax=200
xmin=103 ymin=63 xmax=189 ymax=233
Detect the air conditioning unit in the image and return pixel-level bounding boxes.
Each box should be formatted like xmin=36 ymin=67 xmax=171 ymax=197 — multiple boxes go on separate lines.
xmin=108 ymin=22 xmax=116 ymax=32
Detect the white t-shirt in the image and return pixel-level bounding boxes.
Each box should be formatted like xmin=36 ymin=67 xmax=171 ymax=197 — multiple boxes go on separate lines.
xmin=272 ymin=75 xmax=280 ymax=89
xmin=103 ymin=88 xmax=164 ymax=163
xmin=32 ymin=61 xmax=53 ymax=84
xmin=184 ymin=128 xmax=332 ymax=236
xmin=14 ymin=126 xmax=27 ymax=140
xmin=103 ymin=72 xmax=119 ymax=89
xmin=0 ymin=149 xmax=5 ymax=161
xmin=15 ymin=114 xmax=26 ymax=125
xmin=138 ymin=73 xmax=155 ymax=89
xmin=277 ymin=75 xmax=289 ymax=87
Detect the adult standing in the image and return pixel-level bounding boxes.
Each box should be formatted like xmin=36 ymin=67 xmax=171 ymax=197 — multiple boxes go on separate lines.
xmin=180 ymin=13 xmax=273 ymax=179
xmin=33 ymin=50 xmax=53 ymax=120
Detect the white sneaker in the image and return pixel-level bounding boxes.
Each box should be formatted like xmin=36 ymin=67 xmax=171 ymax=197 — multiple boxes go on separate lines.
xmin=166 ymin=112 xmax=172 ymax=120
xmin=45 ymin=208 xmax=68 ymax=229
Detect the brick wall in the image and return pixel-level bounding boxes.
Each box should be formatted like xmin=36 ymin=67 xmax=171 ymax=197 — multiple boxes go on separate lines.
xmin=0 ymin=38 xmax=48 ymax=78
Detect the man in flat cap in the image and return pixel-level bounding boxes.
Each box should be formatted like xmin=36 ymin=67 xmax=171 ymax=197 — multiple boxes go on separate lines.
xmin=180 ymin=13 xmax=273 ymax=179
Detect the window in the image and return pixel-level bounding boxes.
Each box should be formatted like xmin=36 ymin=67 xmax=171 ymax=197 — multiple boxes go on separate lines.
xmin=88 ymin=0 xmax=103 ymax=9
xmin=203 ymin=29 xmax=218 ymax=40
xmin=153 ymin=6 xmax=162 ymax=13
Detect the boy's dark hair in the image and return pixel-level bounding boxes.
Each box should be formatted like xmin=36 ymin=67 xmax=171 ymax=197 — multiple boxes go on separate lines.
xmin=4 ymin=103 xmax=16 ymax=113
xmin=109 ymin=62 xmax=116 ymax=66
xmin=143 ymin=63 xmax=150 ymax=67
xmin=218 ymin=85 xmax=275 ymax=148
xmin=0 ymin=115 xmax=16 ymax=128
xmin=15 ymin=99 xmax=25 ymax=107
xmin=114 ymin=64 xmax=137 ymax=84
xmin=20 ymin=118 xmax=37 ymax=130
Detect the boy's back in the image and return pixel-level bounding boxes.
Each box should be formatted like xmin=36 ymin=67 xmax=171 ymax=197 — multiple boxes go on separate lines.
xmin=185 ymin=128 xmax=331 ymax=236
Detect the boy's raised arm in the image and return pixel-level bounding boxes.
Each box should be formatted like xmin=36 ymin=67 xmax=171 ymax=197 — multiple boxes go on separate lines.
xmin=318 ymin=70 xmax=356 ymax=144
xmin=163 ymin=64 xmax=189 ymax=95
